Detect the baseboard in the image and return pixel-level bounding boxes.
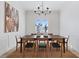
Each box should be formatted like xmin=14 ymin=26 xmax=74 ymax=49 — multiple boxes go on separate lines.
xmin=69 ymin=48 xmax=79 ymax=57
xmin=0 ymin=47 xmax=16 ymax=58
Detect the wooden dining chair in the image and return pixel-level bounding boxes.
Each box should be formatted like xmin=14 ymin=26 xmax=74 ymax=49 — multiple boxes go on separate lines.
xmin=58 ymin=35 xmax=69 ymax=51
xmin=48 ymin=33 xmax=53 ymax=35
xmin=50 ymin=38 xmax=63 ymax=57
xmin=37 ymin=38 xmax=48 ymax=51
xmin=31 ymin=33 xmax=36 ymax=35
xmin=48 ymin=33 xmax=53 ymax=41
xmin=65 ymin=35 xmax=69 ymax=50
xmin=23 ymin=38 xmax=36 ymax=57
xmin=15 ymin=35 xmax=22 ymax=51
xmin=15 ymin=35 xmax=25 ymax=51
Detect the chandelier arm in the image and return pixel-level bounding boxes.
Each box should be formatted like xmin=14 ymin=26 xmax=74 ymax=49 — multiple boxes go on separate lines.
xmin=42 ymin=1 xmax=44 ymax=12
xmin=34 ymin=1 xmax=51 ymax=15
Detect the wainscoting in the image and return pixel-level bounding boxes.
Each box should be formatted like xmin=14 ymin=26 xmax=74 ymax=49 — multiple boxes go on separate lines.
xmin=0 ymin=33 xmax=16 ymax=56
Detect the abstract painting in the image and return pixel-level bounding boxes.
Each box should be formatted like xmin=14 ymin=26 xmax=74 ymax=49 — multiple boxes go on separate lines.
xmin=35 ymin=18 xmax=48 ymax=33
xmin=5 ymin=2 xmax=19 ymax=32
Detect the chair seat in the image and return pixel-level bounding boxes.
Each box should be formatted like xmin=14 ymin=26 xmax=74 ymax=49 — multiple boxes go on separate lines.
xmin=39 ymin=43 xmax=46 ymax=48
xmin=17 ymin=42 xmax=21 ymax=43
xmin=37 ymin=36 xmax=40 ymax=38
xmin=25 ymin=43 xmax=34 ymax=48
xmin=17 ymin=41 xmax=24 ymax=43
xmin=44 ymin=36 xmax=48 ymax=38
xmin=65 ymin=42 xmax=67 ymax=43
xmin=52 ymin=43 xmax=60 ymax=48
xmin=48 ymin=38 xmax=52 ymax=41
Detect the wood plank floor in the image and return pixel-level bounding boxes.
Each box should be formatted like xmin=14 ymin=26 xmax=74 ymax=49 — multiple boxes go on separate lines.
xmin=6 ymin=48 xmax=78 ymax=58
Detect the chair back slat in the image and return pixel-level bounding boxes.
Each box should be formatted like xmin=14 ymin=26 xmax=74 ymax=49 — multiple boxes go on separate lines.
xmin=15 ymin=35 xmax=21 ymax=42
xmin=65 ymin=35 xmax=69 ymax=42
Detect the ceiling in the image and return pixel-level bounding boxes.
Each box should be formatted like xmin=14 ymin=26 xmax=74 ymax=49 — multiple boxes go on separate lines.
xmin=10 ymin=1 xmax=71 ymax=11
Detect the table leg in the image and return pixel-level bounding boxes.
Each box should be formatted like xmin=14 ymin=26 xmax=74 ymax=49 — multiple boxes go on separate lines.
xmin=20 ymin=38 xmax=22 ymax=53
xmin=47 ymin=40 xmax=49 ymax=51
xmin=63 ymin=38 xmax=65 ymax=53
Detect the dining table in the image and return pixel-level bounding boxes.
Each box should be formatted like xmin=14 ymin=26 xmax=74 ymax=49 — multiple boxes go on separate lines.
xmin=20 ymin=34 xmax=66 ymax=53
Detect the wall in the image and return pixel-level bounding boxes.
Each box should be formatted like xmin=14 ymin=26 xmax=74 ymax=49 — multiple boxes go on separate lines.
xmin=25 ymin=10 xmax=60 ymax=35
xmin=0 ymin=1 xmax=25 ymax=56
xmin=60 ymin=2 xmax=79 ymax=52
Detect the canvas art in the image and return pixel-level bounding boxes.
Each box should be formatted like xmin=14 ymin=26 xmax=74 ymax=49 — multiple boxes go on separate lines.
xmin=35 ymin=18 xmax=48 ymax=33
xmin=5 ymin=2 xmax=19 ymax=32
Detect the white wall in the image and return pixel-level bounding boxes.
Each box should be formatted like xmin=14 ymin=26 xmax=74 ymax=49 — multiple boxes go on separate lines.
xmin=60 ymin=2 xmax=79 ymax=52
xmin=0 ymin=1 xmax=25 ymax=56
xmin=25 ymin=10 xmax=60 ymax=35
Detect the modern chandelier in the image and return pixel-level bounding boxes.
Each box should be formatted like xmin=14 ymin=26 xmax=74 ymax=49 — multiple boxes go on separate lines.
xmin=34 ymin=1 xmax=51 ymax=15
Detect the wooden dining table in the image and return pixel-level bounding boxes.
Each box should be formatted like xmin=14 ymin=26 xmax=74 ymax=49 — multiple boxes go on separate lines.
xmin=20 ymin=35 xmax=66 ymax=53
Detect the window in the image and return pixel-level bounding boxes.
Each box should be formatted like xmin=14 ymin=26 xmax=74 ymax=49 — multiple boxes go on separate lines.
xmin=35 ymin=18 xmax=48 ymax=33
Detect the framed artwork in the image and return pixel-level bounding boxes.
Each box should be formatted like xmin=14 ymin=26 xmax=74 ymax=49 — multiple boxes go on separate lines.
xmin=35 ymin=18 xmax=48 ymax=33
xmin=5 ymin=2 xmax=19 ymax=32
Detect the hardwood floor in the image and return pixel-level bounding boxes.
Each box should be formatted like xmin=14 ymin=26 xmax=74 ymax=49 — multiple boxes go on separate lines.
xmin=6 ymin=48 xmax=78 ymax=58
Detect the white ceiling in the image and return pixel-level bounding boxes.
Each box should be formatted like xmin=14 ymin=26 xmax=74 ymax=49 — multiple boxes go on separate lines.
xmin=11 ymin=1 xmax=71 ymax=11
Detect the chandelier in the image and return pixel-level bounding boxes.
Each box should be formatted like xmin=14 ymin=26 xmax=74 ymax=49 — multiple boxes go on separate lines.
xmin=34 ymin=1 xmax=51 ymax=15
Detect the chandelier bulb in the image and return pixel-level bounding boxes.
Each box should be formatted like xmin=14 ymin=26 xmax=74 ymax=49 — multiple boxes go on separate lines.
xmin=34 ymin=11 xmax=36 ymax=12
xmin=49 ymin=11 xmax=51 ymax=13
xmin=42 ymin=11 xmax=44 ymax=13
xmin=38 ymin=7 xmax=40 ymax=9
xmin=47 ymin=7 xmax=49 ymax=10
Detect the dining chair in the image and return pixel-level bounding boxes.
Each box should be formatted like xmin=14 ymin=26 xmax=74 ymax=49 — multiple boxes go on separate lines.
xmin=58 ymin=35 xmax=69 ymax=51
xmin=65 ymin=35 xmax=69 ymax=50
xmin=31 ymin=33 xmax=36 ymax=35
xmin=48 ymin=33 xmax=53 ymax=41
xmin=15 ymin=35 xmax=22 ymax=51
xmin=50 ymin=38 xmax=63 ymax=57
xmin=35 ymin=38 xmax=48 ymax=56
xmin=37 ymin=38 xmax=48 ymax=51
xmin=48 ymin=33 xmax=53 ymax=35
xmin=22 ymin=38 xmax=36 ymax=57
